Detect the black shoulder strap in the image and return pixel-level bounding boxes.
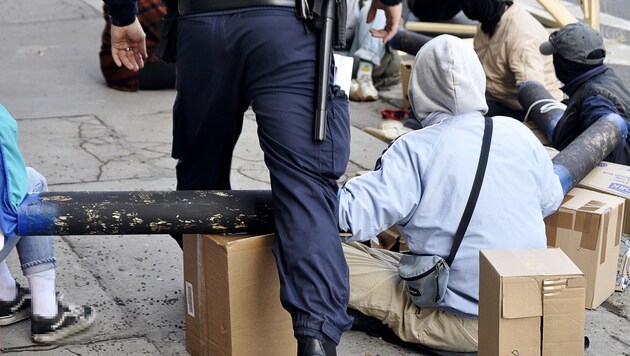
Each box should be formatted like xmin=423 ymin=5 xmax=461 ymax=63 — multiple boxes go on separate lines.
xmin=445 ymin=117 xmax=493 ymax=266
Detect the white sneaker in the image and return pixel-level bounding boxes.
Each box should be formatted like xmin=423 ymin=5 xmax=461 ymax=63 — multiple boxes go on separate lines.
xmin=350 ymin=76 xmax=379 ymax=102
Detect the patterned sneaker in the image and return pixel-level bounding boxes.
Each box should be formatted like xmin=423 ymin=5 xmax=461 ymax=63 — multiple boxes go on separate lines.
xmin=31 ymin=302 xmax=96 ymax=343
xmin=0 ymin=282 xmax=30 ymax=326
xmin=0 ymin=282 xmax=64 ymax=327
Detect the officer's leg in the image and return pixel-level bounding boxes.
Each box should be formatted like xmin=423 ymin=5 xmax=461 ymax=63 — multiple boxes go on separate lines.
xmin=238 ymin=7 xmax=353 ymax=346
xmin=170 ymin=12 xmax=247 ymax=248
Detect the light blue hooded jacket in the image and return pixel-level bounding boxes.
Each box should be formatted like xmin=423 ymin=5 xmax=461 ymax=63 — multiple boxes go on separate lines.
xmin=0 ymin=104 xmax=29 ymax=244
xmin=338 ymin=35 xmax=564 ymax=318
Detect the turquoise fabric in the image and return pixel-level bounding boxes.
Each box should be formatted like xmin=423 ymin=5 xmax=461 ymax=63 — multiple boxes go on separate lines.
xmin=0 ymin=104 xmax=28 ymax=240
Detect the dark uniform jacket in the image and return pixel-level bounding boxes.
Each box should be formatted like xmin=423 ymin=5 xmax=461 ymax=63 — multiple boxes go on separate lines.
xmin=553 ymin=65 xmax=630 ymax=165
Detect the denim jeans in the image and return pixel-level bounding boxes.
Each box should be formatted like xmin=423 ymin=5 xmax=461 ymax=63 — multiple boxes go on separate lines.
xmin=348 ymin=1 xmax=387 ymax=67
xmin=4 ymin=168 xmax=56 ymax=276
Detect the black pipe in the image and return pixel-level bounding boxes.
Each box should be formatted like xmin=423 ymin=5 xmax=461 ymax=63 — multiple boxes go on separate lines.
xmin=17 ymin=190 xmax=275 ymax=236
xmin=552 ymin=113 xmax=627 ymax=195
xmin=517 ymin=81 xmax=629 ymax=194
xmin=388 ymin=30 xmax=433 ymax=56
xmin=517 ymin=80 xmax=566 ymax=142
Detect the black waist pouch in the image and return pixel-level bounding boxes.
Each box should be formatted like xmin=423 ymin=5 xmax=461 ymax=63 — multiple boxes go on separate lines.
xmin=156 ymin=10 xmax=178 ymax=64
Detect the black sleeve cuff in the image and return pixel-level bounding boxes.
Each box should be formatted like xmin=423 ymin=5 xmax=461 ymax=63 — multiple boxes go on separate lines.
xmin=107 ymin=3 xmax=137 ymax=27
xmin=379 ymin=0 xmax=403 ymax=5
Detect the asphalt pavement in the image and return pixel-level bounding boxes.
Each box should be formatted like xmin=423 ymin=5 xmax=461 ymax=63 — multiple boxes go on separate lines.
xmin=1 ymin=0 xmax=630 ymax=355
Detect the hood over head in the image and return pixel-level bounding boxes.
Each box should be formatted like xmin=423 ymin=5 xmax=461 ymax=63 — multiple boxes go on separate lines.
xmin=408 ymin=35 xmax=488 ymax=126
xmin=460 ymin=0 xmax=512 ymax=36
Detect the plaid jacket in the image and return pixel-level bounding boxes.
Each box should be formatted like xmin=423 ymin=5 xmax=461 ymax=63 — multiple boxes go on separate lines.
xmin=99 ymin=0 xmax=166 ymax=91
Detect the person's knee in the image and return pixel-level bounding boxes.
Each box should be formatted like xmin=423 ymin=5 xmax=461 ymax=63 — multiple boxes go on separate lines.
xmin=26 ymin=167 xmax=48 ymax=193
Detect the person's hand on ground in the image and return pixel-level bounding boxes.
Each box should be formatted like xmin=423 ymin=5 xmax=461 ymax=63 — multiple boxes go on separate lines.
xmin=110 ymin=18 xmax=148 ymax=72
xmin=367 ymin=0 xmax=402 ymax=43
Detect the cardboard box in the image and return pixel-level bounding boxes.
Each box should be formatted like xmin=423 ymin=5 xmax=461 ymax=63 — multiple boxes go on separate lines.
xmin=577 ymin=161 xmax=630 ymax=235
xmin=370 ymin=226 xmax=400 ymax=250
xmin=369 ymin=226 xmax=411 ymax=253
xmin=479 ymin=248 xmax=585 ymax=356
xmin=545 ymin=146 xmax=559 ymax=158
xmin=616 ymin=235 xmax=630 ymax=291
xmin=544 ymin=187 xmax=624 ymax=308
xmin=524 ymin=120 xmax=551 ymax=146
xmin=183 ymin=234 xmax=295 ymax=356
xmin=400 ymin=59 xmax=413 ymax=110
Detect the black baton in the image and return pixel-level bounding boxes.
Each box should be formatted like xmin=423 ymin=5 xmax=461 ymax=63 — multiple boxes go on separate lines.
xmin=314 ymin=0 xmax=336 ymax=141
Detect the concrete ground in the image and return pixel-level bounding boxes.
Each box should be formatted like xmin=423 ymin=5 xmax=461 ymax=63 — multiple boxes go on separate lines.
xmin=1 ymin=0 xmax=629 ymax=355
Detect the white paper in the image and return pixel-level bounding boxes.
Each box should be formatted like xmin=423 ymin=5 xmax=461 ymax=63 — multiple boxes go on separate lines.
xmin=333 ymin=54 xmax=354 ymax=99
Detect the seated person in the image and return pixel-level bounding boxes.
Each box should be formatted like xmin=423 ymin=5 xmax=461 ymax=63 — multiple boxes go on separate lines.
xmin=0 ymin=105 xmax=95 ymax=343
xmin=540 ymin=22 xmax=630 ymax=165
xmin=343 ymin=0 xmax=401 ymax=101
xmin=337 ymin=35 xmax=564 ymax=352
xmin=460 ymin=0 xmax=563 ymax=121
xmin=99 ymin=0 xmax=175 ymax=91
xmin=406 ymin=0 xmax=462 ymax=22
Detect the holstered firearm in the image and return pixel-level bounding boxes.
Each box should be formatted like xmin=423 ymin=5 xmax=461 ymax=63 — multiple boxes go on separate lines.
xmin=156 ymin=0 xmax=178 ymax=64
xmin=297 ymin=0 xmax=347 ymax=141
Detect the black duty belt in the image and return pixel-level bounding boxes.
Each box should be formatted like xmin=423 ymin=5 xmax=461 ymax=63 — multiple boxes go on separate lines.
xmin=179 ymin=0 xmax=295 ymax=15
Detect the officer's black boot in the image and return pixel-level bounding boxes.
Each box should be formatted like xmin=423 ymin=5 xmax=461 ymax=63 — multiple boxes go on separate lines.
xmin=297 ymin=337 xmax=337 ymax=356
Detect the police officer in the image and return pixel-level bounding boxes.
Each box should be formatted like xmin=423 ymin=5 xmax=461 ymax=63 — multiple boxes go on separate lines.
xmin=103 ymin=0 xmax=402 ymax=354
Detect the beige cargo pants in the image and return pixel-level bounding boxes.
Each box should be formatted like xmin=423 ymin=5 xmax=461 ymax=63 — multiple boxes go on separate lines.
xmin=342 ymin=242 xmax=478 ymax=353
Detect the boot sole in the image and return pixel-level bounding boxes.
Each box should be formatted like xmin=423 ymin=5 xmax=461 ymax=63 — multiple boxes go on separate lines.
xmin=0 ymin=291 xmax=63 ymax=327
xmin=31 ymin=309 xmax=96 ymax=344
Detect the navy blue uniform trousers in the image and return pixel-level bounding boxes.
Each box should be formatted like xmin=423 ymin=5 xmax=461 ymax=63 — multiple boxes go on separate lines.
xmin=173 ymin=7 xmax=353 ymax=343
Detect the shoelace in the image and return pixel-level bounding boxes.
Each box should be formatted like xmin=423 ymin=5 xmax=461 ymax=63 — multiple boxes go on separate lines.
xmin=50 ymin=304 xmax=83 ymax=329
xmin=64 ymin=304 xmax=85 ymax=318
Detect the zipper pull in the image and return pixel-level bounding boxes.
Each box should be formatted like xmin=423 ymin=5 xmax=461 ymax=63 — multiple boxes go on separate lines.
xmin=435 ymin=262 xmax=441 ymax=302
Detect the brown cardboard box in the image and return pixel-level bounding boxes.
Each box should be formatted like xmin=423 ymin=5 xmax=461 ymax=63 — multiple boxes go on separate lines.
xmin=370 ymin=226 xmax=400 ymax=250
xmin=544 ymin=187 xmax=624 ymax=309
xmin=479 ymin=248 xmax=585 ymax=356
xmin=370 ymin=231 xmax=398 ymax=250
xmin=545 ymin=146 xmax=559 ymax=158
xmin=183 ymin=234 xmax=295 ymax=356
xmin=369 ymin=226 xmax=411 ymax=253
xmin=524 ymin=120 xmax=551 ymax=146
xmin=400 ymin=59 xmax=413 ymax=110
xmin=577 ymin=161 xmax=630 ymax=234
